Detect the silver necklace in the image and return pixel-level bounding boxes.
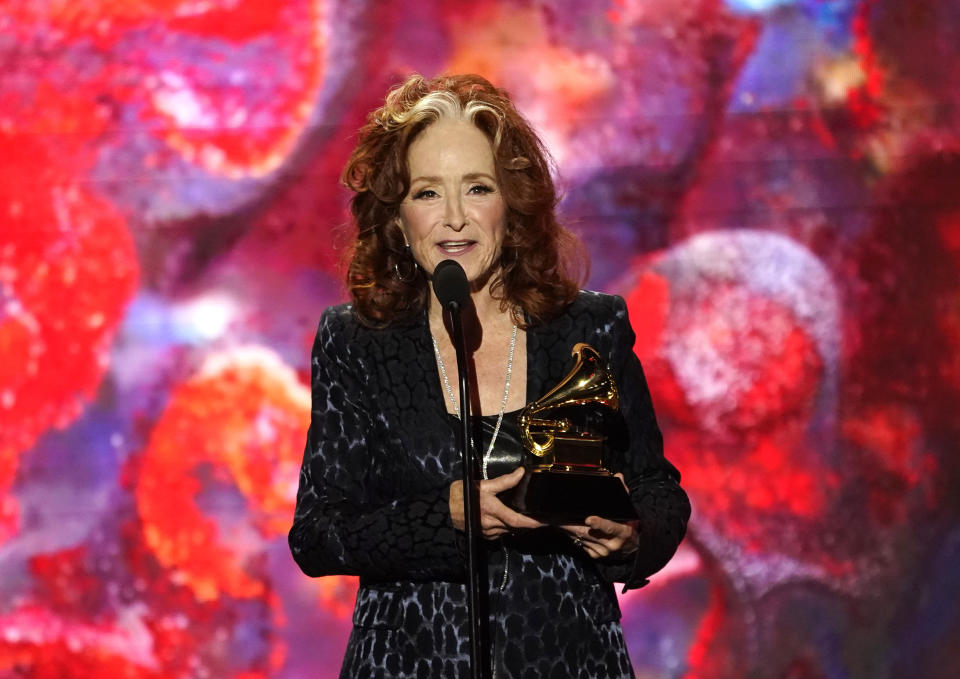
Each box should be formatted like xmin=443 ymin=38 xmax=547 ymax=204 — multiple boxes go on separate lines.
xmin=432 ymin=323 xmax=518 ymax=479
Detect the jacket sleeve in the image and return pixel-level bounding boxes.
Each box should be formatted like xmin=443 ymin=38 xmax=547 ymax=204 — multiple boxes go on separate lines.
xmin=596 ymin=295 xmax=691 ymax=590
xmin=288 ymin=309 xmax=466 ymax=581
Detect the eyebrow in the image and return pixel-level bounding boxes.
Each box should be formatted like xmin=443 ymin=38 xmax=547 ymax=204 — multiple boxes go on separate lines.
xmin=409 ymin=172 xmax=497 ymax=184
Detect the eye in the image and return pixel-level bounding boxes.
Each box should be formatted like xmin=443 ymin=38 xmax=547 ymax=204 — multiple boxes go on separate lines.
xmin=468 ymin=184 xmax=494 ymax=195
xmin=412 ymin=189 xmax=438 ymax=200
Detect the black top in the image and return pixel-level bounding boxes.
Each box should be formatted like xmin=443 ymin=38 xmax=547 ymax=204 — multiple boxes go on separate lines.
xmin=289 ymin=291 xmax=690 ymax=678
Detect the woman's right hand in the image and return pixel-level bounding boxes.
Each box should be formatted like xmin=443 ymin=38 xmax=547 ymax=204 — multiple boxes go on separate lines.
xmin=449 ymin=467 xmax=543 ymax=539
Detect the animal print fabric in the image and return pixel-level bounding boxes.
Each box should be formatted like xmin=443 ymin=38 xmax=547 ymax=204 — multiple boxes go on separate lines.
xmin=289 ymin=291 xmax=690 ymax=678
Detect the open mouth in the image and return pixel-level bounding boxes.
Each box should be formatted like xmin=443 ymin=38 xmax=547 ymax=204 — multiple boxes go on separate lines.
xmin=437 ymin=240 xmax=476 ymax=254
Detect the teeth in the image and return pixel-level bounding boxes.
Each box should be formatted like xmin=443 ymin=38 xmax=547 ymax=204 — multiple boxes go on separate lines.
xmin=439 ymin=241 xmax=472 ymax=251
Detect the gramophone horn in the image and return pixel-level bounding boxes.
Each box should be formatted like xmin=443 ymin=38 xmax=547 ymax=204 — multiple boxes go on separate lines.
xmin=519 ymin=343 xmax=619 ymax=461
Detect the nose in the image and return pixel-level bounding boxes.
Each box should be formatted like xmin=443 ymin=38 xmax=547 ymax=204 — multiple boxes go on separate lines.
xmin=443 ymin=194 xmax=466 ymax=231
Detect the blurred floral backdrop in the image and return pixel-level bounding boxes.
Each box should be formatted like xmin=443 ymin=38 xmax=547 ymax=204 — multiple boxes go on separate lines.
xmin=2 ymin=0 xmax=959 ymax=677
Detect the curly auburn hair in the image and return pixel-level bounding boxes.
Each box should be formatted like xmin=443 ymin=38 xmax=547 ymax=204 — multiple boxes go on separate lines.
xmin=341 ymin=73 xmax=588 ymax=328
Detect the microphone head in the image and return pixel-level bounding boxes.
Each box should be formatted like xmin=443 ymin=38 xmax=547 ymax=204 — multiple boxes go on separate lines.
xmin=432 ymin=260 xmax=470 ymax=308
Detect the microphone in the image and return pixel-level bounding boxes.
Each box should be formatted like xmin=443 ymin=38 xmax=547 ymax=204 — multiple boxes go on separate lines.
xmin=431 ymin=257 xmax=487 ymax=678
xmin=432 ymin=260 xmax=470 ymax=310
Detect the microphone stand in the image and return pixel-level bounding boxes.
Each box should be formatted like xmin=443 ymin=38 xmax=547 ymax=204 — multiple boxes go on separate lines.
xmin=446 ymin=300 xmax=489 ymax=679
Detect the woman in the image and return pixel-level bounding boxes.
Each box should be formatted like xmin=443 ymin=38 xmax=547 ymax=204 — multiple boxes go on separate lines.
xmin=289 ymin=74 xmax=690 ymax=678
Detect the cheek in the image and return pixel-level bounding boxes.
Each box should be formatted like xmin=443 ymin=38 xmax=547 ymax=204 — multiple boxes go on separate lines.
xmin=481 ymin=203 xmax=507 ymax=238
xmin=398 ymin=208 xmax=429 ymax=241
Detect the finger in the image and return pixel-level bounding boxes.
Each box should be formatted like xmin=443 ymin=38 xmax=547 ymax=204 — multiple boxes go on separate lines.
xmin=480 ymin=514 xmax=507 ymax=532
xmin=570 ymin=530 xmax=607 ymax=559
xmin=566 ymin=520 xmax=627 ymax=553
xmin=481 ymin=494 xmax=543 ymax=531
xmin=448 ymin=481 xmax=466 ymax=531
xmin=496 ymin=505 xmax=544 ymax=530
xmin=480 ymin=466 xmax=526 ymax=493
xmin=563 ymin=527 xmax=588 ymax=551
xmin=557 ymin=524 xmax=586 ymax=539
xmin=613 ymin=472 xmax=629 ymax=492
xmin=568 ymin=520 xmax=622 ymax=544
xmin=585 ymin=517 xmax=640 ymax=555
xmin=582 ymin=542 xmax=609 ymax=559
xmin=563 ymin=525 xmax=603 ymax=546
xmin=589 ymin=534 xmax=627 ymax=553
xmin=584 ymin=516 xmax=630 ymax=539
xmin=481 ymin=491 xmax=541 ymax=527
xmin=482 ymin=527 xmax=510 ymax=540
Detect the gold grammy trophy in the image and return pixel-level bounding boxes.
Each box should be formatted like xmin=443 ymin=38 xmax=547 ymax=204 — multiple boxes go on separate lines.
xmin=506 ymin=343 xmax=638 ymax=524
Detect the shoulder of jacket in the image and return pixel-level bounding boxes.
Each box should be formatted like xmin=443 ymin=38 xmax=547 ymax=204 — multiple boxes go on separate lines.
xmin=317 ymin=303 xmax=424 ymax=342
xmin=317 ymin=303 xmax=360 ymax=341
xmin=320 ymin=302 xmax=355 ymax=324
xmin=570 ymin=289 xmax=626 ymax=316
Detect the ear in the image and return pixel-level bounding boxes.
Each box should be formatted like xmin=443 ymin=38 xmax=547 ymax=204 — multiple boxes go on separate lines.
xmin=395 ymin=218 xmax=410 ymax=247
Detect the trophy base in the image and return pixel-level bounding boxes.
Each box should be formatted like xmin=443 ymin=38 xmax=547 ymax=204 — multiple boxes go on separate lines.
xmin=503 ymin=468 xmax=639 ymax=524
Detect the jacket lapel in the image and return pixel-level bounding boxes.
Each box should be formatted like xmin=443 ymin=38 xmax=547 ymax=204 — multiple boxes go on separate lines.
xmin=526 ymin=307 xmax=579 ymax=402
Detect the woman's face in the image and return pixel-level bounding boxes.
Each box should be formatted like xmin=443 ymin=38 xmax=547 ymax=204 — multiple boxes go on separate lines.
xmin=397 ymin=118 xmax=507 ymax=291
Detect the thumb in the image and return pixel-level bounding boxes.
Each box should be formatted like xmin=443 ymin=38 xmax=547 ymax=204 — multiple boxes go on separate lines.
xmin=483 ymin=466 xmax=526 ymax=492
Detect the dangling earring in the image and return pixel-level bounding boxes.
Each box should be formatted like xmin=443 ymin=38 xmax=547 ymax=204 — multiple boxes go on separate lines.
xmin=393 ymin=244 xmax=417 ymax=283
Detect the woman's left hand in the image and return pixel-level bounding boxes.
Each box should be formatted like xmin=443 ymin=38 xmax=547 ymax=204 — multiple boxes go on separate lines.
xmin=559 ymin=473 xmax=640 ymax=559
xmin=560 ymin=516 xmax=639 ymax=559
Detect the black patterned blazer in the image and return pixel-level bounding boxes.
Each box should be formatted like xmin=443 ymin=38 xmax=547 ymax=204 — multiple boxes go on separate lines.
xmin=289 ymin=291 xmax=690 ymax=678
